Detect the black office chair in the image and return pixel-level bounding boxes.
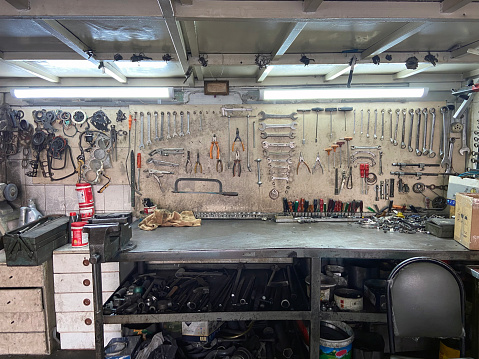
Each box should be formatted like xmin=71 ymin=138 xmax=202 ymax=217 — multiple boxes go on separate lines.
xmin=386 ymin=257 xmax=466 ymax=357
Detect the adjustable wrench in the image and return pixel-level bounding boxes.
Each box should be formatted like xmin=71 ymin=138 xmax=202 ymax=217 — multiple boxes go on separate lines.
xmin=139 ymin=112 xmax=145 ymax=150
xmin=422 ymin=108 xmax=428 ymax=155
xmin=428 ymin=108 xmax=436 ymax=158
xmin=445 ymin=137 xmax=456 ymax=174
xmin=380 ymin=109 xmax=385 ymax=141
xmin=388 ymin=109 xmax=393 ymax=143
xmin=366 ymin=109 xmax=370 ymax=138
xmin=146 ymin=112 xmax=152 ymax=146
xmin=154 ymin=111 xmax=159 ymax=141
xmin=440 ymin=106 xmax=448 ymax=159
xmin=166 ymin=112 xmax=171 ymax=140
xmin=172 ymin=111 xmax=178 ymax=137
xmin=415 ymin=108 xmax=422 ymax=156
xmin=373 ymin=109 xmax=378 ymax=139
xmin=393 ymin=109 xmax=400 ymax=146
xmin=459 ymin=108 xmax=470 ymax=156
xmin=407 ymin=109 xmax=414 ymax=152
xmin=400 ymin=109 xmax=407 ymax=149
xmin=186 ymin=111 xmax=191 ymax=135
xmin=159 ymin=112 xmax=165 ymax=141
xmin=179 ymin=111 xmax=185 ymax=136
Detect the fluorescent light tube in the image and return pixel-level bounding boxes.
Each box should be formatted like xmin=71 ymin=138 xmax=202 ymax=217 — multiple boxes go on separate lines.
xmin=262 ymin=87 xmax=428 ymax=100
xmin=12 ymin=87 xmax=173 ymax=99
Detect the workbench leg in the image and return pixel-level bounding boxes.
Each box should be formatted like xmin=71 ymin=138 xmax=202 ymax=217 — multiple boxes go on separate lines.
xmin=473 ymin=278 xmax=479 ymax=359
xmin=92 ymin=259 xmax=105 ymax=359
xmin=310 ymin=257 xmax=322 ymax=359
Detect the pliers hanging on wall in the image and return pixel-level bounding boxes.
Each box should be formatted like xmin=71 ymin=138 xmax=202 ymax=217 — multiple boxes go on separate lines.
xmin=209 ymin=134 xmax=223 ymax=172
xmin=233 ymin=150 xmax=241 ymax=177
xmin=194 ymin=151 xmax=202 ymax=174
xmin=185 ymin=150 xmax=192 ymax=174
xmin=296 ymin=152 xmax=311 ymax=175
xmin=312 ymin=153 xmax=324 ymax=174
xmin=232 ymin=128 xmax=245 ymax=152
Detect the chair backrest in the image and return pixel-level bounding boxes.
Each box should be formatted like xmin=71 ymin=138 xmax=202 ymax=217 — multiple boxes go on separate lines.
xmin=387 ymin=257 xmax=465 ymax=355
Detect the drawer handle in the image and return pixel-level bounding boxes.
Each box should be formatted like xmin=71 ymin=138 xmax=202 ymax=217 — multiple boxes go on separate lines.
xmin=85 ymin=318 xmax=92 ymax=326
xmin=83 ymin=298 xmax=91 ymax=306
xmin=83 ymin=279 xmax=91 ymax=287
xmin=83 ymin=259 xmax=90 ymax=267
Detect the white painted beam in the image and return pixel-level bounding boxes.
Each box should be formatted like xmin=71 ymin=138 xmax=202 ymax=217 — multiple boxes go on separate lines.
xmin=451 ymin=40 xmax=479 ymax=58
xmin=361 ymin=23 xmax=428 ymax=59
xmin=182 ymin=21 xmax=200 ymax=58
xmin=256 ymin=66 xmax=274 ymax=83
xmin=324 ymin=65 xmax=351 ymax=81
xmin=2 ymin=60 xmax=59 ymax=82
xmin=303 ymin=0 xmax=323 ymax=13
xmin=4 ymin=0 xmax=29 ymax=10
xmin=462 ymin=68 xmax=479 ymax=80
xmin=393 ymin=64 xmax=434 ymax=79
xmin=441 ymin=0 xmax=472 ymax=13
xmin=103 ymin=63 xmax=127 ymax=83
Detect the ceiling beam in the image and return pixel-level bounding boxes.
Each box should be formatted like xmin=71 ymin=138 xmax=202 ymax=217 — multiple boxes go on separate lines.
xmin=1 ymin=60 xmax=59 ymax=82
xmin=4 ymin=0 xmax=29 ymax=10
xmin=360 ymin=22 xmax=428 ymax=59
xmin=33 ymin=19 xmax=128 ymax=83
xmin=451 ymin=40 xmax=479 ymax=58
xmin=462 ymin=68 xmax=479 ymax=79
xmin=157 ymin=0 xmax=194 ymax=86
xmin=256 ymin=66 xmax=274 ymax=83
xmin=441 ymin=0 xmax=472 ymax=13
xmin=303 ymin=0 xmax=323 ymax=13
xmin=182 ymin=21 xmax=204 ymax=82
xmin=393 ymin=64 xmax=434 ymax=79
xmin=324 ymin=65 xmax=351 ymax=81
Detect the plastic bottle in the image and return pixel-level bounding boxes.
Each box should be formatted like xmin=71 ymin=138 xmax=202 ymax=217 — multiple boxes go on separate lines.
xmin=26 ymin=199 xmax=43 ymax=223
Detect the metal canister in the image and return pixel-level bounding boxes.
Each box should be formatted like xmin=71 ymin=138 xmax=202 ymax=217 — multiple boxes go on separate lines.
xmin=334 ymin=288 xmax=363 ymax=311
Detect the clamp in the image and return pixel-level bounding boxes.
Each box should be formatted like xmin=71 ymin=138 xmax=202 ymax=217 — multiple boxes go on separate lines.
xmin=185 ymin=150 xmax=192 ymax=174
xmin=210 ymin=134 xmax=220 ymax=159
xmin=312 ymin=153 xmax=324 ymax=174
xmin=296 ymin=152 xmax=311 ymax=175
xmin=232 ymin=128 xmax=245 ymax=151
xmin=233 ymin=150 xmax=241 ymax=177
xmin=194 ymin=151 xmax=202 ymax=174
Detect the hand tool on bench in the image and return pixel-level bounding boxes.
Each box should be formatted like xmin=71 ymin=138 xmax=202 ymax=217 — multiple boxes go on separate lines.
xmin=311 ymin=107 xmax=324 ymax=143
xmin=297 ymin=109 xmax=310 ymax=144
xmin=326 ymin=108 xmax=337 ymax=139
xmin=172 ymin=178 xmax=239 ymax=196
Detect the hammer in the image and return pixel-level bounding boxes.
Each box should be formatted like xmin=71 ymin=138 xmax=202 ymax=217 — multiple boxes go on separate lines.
xmin=297 ymin=109 xmax=310 ymax=145
xmin=311 ymin=107 xmax=324 ymax=143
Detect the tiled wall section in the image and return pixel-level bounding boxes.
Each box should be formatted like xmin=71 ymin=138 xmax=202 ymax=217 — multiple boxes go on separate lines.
xmin=6 ymin=157 xmax=131 ymax=218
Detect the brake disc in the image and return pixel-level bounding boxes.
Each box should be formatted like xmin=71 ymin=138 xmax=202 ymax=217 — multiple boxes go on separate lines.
xmin=90 ymin=110 xmax=111 ymax=131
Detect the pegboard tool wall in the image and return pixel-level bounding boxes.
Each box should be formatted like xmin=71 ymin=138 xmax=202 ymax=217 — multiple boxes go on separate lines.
xmin=13 ymin=101 xmax=466 ymax=214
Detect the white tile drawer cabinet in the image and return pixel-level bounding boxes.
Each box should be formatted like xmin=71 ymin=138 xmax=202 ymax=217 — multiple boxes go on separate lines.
xmin=53 ymin=244 xmax=121 ymax=349
xmin=0 ymin=250 xmax=56 ymax=355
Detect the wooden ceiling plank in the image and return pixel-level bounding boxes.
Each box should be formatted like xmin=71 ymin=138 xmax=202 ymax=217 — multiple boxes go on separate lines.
xmin=441 ymin=0 xmax=472 ymax=13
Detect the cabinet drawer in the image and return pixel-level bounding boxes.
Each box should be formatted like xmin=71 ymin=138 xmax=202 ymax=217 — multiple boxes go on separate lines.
xmin=56 ymin=312 xmax=120 ymax=332
xmin=0 ymin=332 xmax=47 ymax=354
xmin=54 ymin=272 xmax=119 ymax=293
xmin=0 ymin=312 xmax=45 ymax=332
xmin=60 ymin=331 xmax=120 ymax=350
xmin=54 ymin=292 xmax=113 ymax=312
xmin=53 ymin=253 xmax=119 ymax=273
xmin=0 ymin=289 xmax=43 ymax=312
xmin=0 ymin=263 xmax=44 ymax=288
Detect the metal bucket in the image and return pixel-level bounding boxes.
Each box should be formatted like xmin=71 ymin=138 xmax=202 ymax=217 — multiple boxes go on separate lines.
xmin=320 ymin=321 xmax=354 ymax=359
xmin=305 ymin=275 xmax=337 ymax=302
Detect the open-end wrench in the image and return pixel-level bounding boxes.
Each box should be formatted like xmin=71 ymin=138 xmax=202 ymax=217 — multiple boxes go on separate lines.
xmin=380 ymin=109 xmax=385 ymax=141
xmin=393 ymin=109 xmax=400 ymax=146
xmin=271 ymin=176 xmax=290 ymax=182
xmin=247 ymin=114 xmax=252 ymax=172
xmin=260 ymin=132 xmax=295 ymax=139
xmin=400 ymin=109 xmax=407 ymax=149
xmin=422 ymin=108 xmax=429 ymax=155
xmin=267 ymin=157 xmax=293 ymax=164
xmin=353 ymin=109 xmax=356 ymax=135
xmin=199 ymin=111 xmax=203 ymax=132
xmin=351 ymin=145 xmax=381 ymax=150
xmin=407 ymin=109 xmax=414 ymax=152
xmin=360 ymin=109 xmax=364 ymax=136
xmin=428 ymin=108 xmax=436 ymax=158
xmin=366 ymin=109 xmax=370 ymax=138
xmin=415 ymin=108 xmax=422 ymax=156
xmin=373 ymin=109 xmax=378 ymax=139
xmin=154 ymin=111 xmax=159 ymax=141
xmin=445 ymin=137 xmax=456 ymax=173
xmin=258 ymin=122 xmax=297 ymax=131
xmin=179 ymin=111 xmax=185 ymax=136
xmin=459 ymin=108 xmax=470 ymax=156
xmin=388 ymin=109 xmax=393 ymax=143
xmin=440 ymin=106 xmax=448 ymax=159
xmin=160 ymin=112 xmax=165 ymax=141
xmin=186 ymin=111 xmax=191 ymax=135
xmin=258 ymin=111 xmax=297 ymax=121
xmin=139 ymin=112 xmax=145 ymax=150
xmin=255 ymin=159 xmax=262 ymax=186
xmin=172 ymin=111 xmax=178 ymax=137
xmin=146 ymin=112 xmax=152 ymax=146
xmin=166 ymin=112 xmax=171 ymax=140
xmin=262 ymin=141 xmax=296 ymax=149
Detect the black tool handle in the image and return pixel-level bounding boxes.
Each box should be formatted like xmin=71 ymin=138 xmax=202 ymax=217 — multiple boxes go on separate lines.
xmin=222 ymin=192 xmax=239 ymax=196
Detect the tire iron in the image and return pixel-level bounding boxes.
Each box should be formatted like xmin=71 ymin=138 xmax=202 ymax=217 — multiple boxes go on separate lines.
xmin=326 ymin=108 xmax=338 ymax=139
xmin=297 ymin=109 xmax=310 ymax=144
xmin=312 ymin=107 xmax=324 ymax=143
xmin=338 ymin=107 xmax=353 ymax=132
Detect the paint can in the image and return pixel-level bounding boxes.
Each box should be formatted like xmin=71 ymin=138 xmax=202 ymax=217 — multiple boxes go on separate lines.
xmin=305 ymin=274 xmax=337 ymax=302
xmin=320 ymin=321 xmax=354 ymax=359
xmin=76 ymin=183 xmax=94 ymax=205
xmin=71 ymin=222 xmax=88 ymax=247
xmin=79 ymin=203 xmax=95 ymax=222
xmin=334 ymin=288 xmax=363 ymax=311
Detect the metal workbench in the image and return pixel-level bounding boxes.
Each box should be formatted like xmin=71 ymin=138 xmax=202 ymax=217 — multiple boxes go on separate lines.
xmin=93 ymin=219 xmax=479 ymax=359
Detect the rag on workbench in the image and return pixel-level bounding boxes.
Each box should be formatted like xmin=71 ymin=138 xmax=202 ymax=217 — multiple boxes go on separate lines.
xmin=139 ymin=209 xmax=201 ymax=231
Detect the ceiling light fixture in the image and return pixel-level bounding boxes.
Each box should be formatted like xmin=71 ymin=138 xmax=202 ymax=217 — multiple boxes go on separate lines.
xmin=12 ymin=87 xmax=173 ymax=99
xmin=261 ymin=87 xmax=428 ymax=100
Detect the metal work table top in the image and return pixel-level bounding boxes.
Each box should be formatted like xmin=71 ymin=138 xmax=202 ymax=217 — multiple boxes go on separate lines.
xmin=118 ymin=219 xmax=479 ymax=262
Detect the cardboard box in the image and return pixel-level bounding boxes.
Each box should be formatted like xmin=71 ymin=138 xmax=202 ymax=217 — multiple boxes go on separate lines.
xmin=454 ymin=193 xmax=479 ymax=250
xmin=182 ymin=321 xmax=223 ymax=342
